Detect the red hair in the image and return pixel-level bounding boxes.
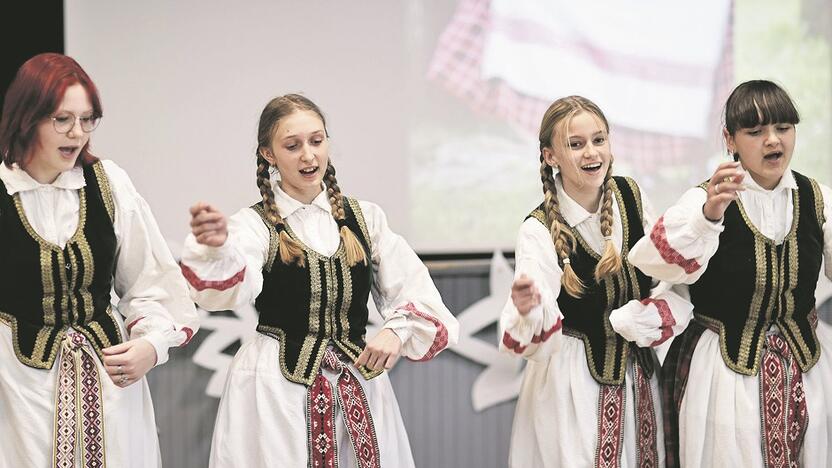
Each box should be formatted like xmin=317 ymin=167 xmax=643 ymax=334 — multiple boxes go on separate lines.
xmin=0 ymin=53 xmax=103 ymax=168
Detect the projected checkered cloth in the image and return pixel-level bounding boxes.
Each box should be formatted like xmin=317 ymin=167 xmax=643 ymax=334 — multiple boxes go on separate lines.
xmin=427 ymin=0 xmax=735 ymax=171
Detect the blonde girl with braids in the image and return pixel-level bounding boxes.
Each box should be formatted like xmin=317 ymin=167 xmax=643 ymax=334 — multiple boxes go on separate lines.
xmin=180 ymin=94 xmax=458 ymax=467
xmin=499 ymin=96 xmax=692 ymax=468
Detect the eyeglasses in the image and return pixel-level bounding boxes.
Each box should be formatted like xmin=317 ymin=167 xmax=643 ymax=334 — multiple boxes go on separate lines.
xmin=50 ymin=112 xmax=101 ymax=134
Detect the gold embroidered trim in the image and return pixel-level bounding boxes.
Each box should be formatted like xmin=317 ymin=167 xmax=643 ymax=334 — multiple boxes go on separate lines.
xmin=564 ymin=325 xmax=627 ymax=386
xmin=0 ymin=310 xmax=66 ymax=369
xmin=337 ymin=258 xmax=363 ymax=357
xmin=92 ymin=161 xmax=115 ymax=223
xmin=13 ymin=187 xmax=88 ymax=250
xmin=809 ymin=177 xmax=826 ymax=227
xmin=41 ymin=249 xmax=56 ymax=326
xmin=251 ymin=204 xmax=279 ymax=272
xmin=623 ymin=176 xmax=644 ymax=221
xmin=736 ymin=189 xmax=800 ymax=246
xmin=344 ymin=197 xmax=373 ymax=253
xmin=529 ymin=208 xmax=547 ymax=227
xmin=87 ymin=319 xmax=116 ymax=349
xmin=257 ymin=325 xmax=327 ymax=386
xmin=733 ymin=236 xmax=767 ymax=374
xmin=75 ymin=238 xmax=96 ymax=322
xmin=611 ymin=180 xmax=631 ymax=257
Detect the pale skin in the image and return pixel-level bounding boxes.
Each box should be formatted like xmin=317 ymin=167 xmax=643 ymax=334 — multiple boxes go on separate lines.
xmin=703 ymin=121 xmax=795 ymax=221
xmin=512 ymin=111 xmax=611 ymax=315
xmin=189 ymin=109 xmax=400 ymax=371
xmin=25 ymin=84 xmax=156 ymax=387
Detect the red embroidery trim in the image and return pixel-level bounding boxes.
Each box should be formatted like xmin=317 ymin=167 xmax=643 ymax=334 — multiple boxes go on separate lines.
xmin=308 ymin=349 xmax=381 ymax=468
xmin=307 ymin=374 xmax=337 ymax=468
xmin=126 ymin=316 xmax=145 ymax=334
xmin=634 ymin=364 xmax=659 ymax=468
xmin=337 ymin=369 xmax=381 ymax=468
xmin=760 ymin=334 xmax=808 ymax=468
xmin=641 ymin=298 xmax=676 ymax=347
xmin=400 ymin=302 xmax=450 ymax=361
xmin=501 ymin=317 xmax=563 ymax=354
xmin=649 ymin=216 xmax=701 ymax=274
xmin=179 ymin=327 xmax=195 ymax=346
xmin=596 ymin=384 xmax=625 ymax=468
xmin=179 ymin=262 xmax=245 ymax=292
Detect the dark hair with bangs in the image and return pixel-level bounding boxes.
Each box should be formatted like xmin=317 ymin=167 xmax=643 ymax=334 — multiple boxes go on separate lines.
xmin=724 ymin=80 xmax=800 ymax=136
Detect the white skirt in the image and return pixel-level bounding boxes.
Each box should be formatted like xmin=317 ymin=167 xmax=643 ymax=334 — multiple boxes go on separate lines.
xmin=679 ymin=321 xmax=832 ymax=467
xmin=209 ymin=333 xmax=415 ymax=468
xmin=509 ymin=335 xmax=665 ymax=468
xmin=0 ymin=322 xmax=162 ymax=468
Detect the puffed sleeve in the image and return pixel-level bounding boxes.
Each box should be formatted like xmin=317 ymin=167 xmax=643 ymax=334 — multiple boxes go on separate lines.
xmin=103 ymin=160 xmax=199 ymax=367
xmin=179 ymin=207 xmax=269 ymax=311
xmin=628 ymin=186 xmax=723 ymax=284
xmin=610 ymin=188 xmax=694 ymax=347
xmin=359 ymin=201 xmax=459 ymax=361
xmin=498 ymin=218 xmax=564 ymax=361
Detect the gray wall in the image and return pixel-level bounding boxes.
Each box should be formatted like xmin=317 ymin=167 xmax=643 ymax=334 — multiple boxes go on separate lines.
xmin=148 ymin=262 xmax=832 ymax=468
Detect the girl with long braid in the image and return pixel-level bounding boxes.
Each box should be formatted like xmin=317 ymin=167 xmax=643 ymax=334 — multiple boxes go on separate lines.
xmin=500 ymin=96 xmax=692 ymax=468
xmin=180 ymin=94 xmax=458 ymax=467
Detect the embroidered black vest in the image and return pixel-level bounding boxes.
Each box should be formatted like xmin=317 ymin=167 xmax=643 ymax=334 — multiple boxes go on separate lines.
xmin=253 ymin=197 xmax=382 ymax=386
xmin=689 ymin=171 xmax=824 ymax=375
xmin=0 ymin=161 xmax=123 ymax=369
xmin=528 ymin=177 xmax=652 ymax=385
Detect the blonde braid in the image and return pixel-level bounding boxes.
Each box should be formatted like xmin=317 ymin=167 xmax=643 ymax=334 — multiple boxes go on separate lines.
xmin=256 ymin=153 xmax=305 ymax=267
xmin=540 ymin=159 xmax=585 ymax=297
xmin=324 ymin=162 xmax=367 ymax=266
xmin=594 ymin=164 xmax=622 ymax=281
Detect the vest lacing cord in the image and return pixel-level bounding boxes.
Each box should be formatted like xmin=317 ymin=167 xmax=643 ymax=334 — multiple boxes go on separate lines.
xmin=53 ymin=331 xmax=106 ymax=468
xmin=759 ymin=332 xmax=808 ymax=468
xmin=307 ymin=347 xmax=381 ymax=468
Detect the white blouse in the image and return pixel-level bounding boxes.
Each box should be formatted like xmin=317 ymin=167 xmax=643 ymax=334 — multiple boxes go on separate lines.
xmin=500 ymin=176 xmax=693 ymax=361
xmin=179 ymin=181 xmax=458 ymax=361
xmin=0 ymin=160 xmax=199 ymax=365
xmin=628 ymin=168 xmax=832 ymax=284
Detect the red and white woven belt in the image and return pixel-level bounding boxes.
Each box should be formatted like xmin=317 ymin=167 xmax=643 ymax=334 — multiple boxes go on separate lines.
xmin=759 ymin=333 xmax=808 ymax=468
xmin=307 ymin=348 xmax=381 ymax=468
xmin=596 ymin=361 xmax=659 ymax=468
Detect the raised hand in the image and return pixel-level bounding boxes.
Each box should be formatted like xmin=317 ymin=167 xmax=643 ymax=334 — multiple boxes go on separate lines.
xmin=703 ymin=161 xmax=745 ymax=222
xmin=189 ymin=202 xmax=228 ymax=247
xmin=511 ymin=274 xmax=541 ymax=316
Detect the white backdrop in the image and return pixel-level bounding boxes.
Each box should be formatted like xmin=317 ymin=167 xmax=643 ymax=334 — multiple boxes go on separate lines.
xmin=65 ymin=0 xmax=831 ymax=253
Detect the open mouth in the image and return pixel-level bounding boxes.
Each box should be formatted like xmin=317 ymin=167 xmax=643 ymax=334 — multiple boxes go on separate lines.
xmin=58 ymin=146 xmax=79 ymax=158
xmin=299 ymin=166 xmax=319 ymax=177
xmin=763 ymin=151 xmax=783 ymax=161
xmin=581 ymin=162 xmax=603 ymax=174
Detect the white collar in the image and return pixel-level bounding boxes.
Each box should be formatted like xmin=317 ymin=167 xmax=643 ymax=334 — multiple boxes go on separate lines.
xmin=271 ymin=179 xmax=332 ymax=218
xmin=0 ymin=163 xmax=85 ymax=195
xmin=742 ymin=168 xmax=797 ymax=195
xmin=555 ymin=175 xmax=603 ymax=228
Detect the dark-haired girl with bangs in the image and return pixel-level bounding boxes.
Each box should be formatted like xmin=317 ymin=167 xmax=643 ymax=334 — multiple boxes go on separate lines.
xmin=630 ymin=79 xmax=832 ymax=466
xmin=500 ymin=95 xmax=693 ymax=468
xmin=180 ymin=94 xmax=458 ymax=467
xmin=0 ymin=53 xmax=199 ymax=467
